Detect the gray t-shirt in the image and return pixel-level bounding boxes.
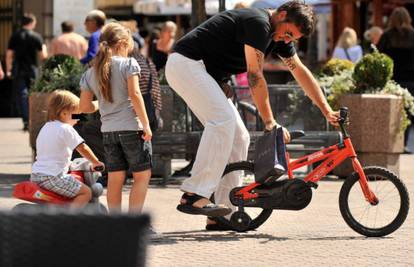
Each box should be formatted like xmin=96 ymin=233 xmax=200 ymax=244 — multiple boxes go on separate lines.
xmin=80 ymin=56 xmax=141 ymax=132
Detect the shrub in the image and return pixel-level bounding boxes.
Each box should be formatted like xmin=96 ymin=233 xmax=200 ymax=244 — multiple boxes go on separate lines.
xmin=32 ymin=55 xmax=85 ymax=95
xmin=320 ymin=58 xmax=354 ymax=76
xmin=352 ymin=50 xmax=393 ymax=93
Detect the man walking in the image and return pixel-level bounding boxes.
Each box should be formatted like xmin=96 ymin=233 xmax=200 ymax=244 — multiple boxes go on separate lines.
xmin=49 ymin=21 xmax=88 ymax=60
xmin=80 ymin=10 xmax=106 ymax=65
xmin=165 ymin=1 xmax=339 ymax=227
xmin=6 ymin=13 xmax=47 ymax=130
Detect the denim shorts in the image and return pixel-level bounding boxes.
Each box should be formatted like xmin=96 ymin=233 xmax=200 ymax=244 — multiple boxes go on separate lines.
xmin=102 ymin=131 xmax=152 ymax=172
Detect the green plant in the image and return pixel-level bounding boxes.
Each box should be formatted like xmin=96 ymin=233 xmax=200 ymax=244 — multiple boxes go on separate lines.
xmin=320 ymin=58 xmax=354 ymax=76
xmin=381 ymin=80 xmax=414 ymax=131
xmin=352 ymin=50 xmax=393 ymax=93
xmin=32 ymin=55 xmax=85 ymax=95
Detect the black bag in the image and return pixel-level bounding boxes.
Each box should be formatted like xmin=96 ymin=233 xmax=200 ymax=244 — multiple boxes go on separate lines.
xmin=254 ymin=127 xmax=288 ymax=184
xmin=143 ymin=59 xmax=158 ymax=131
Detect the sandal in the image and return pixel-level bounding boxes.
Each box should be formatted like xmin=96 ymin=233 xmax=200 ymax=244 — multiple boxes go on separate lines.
xmin=176 ymin=193 xmax=232 ymax=217
xmin=205 ymin=217 xmax=232 ymax=231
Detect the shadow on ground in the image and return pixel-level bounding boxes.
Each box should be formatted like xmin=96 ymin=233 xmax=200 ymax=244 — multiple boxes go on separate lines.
xmin=149 ymin=230 xmax=388 ymax=245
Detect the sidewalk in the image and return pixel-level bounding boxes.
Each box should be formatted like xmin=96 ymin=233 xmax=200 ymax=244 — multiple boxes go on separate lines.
xmin=0 ymin=118 xmax=413 ymax=267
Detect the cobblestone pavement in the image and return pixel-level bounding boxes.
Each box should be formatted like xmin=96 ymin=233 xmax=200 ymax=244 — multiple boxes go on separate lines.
xmin=0 ymin=119 xmax=413 ymax=267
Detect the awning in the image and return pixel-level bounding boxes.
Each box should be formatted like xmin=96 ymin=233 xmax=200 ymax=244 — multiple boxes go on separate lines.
xmin=133 ymin=0 xmax=331 ymax=15
xmin=133 ymin=0 xmax=253 ymax=15
xmin=251 ymin=0 xmax=331 ymax=14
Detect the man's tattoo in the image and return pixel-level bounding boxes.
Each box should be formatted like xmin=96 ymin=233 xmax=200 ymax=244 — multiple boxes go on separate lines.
xmin=284 ymin=57 xmax=296 ymax=71
xmin=255 ymin=49 xmax=263 ymax=71
xmin=248 ymin=71 xmax=260 ymax=89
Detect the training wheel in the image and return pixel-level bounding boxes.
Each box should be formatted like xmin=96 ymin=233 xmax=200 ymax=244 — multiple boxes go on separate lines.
xmin=230 ymin=211 xmax=251 ymax=232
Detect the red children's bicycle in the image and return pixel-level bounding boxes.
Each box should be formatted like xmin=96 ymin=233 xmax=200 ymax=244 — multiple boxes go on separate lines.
xmin=214 ymin=107 xmax=410 ymax=237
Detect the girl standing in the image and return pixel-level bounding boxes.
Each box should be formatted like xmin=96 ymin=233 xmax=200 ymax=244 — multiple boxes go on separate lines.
xmin=79 ymin=22 xmax=152 ymax=214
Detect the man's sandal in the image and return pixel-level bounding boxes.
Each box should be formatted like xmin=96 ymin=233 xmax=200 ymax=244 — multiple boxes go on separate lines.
xmin=176 ymin=193 xmax=232 ymax=217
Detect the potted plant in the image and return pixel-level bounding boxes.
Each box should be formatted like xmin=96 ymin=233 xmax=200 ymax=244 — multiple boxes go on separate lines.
xmin=29 ymin=55 xmax=84 ymax=155
xmin=320 ymin=51 xmax=414 ymax=176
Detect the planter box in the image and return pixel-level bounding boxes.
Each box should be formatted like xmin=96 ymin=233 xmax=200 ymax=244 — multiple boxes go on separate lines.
xmin=334 ymin=94 xmax=403 ymax=177
xmin=339 ymin=94 xmax=404 ymax=153
xmin=29 ymin=92 xmax=50 ymax=153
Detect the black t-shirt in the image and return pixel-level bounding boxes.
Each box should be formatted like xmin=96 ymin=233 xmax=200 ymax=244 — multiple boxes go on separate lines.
xmin=8 ymin=28 xmax=43 ymax=73
xmin=377 ymin=28 xmax=414 ymax=83
xmin=174 ymin=8 xmax=296 ymax=81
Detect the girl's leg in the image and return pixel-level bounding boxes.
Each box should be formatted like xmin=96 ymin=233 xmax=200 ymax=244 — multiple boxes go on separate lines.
xmin=107 ymin=170 xmax=127 ymax=212
xmin=129 ymin=169 xmax=151 ymax=214
xmin=71 ymin=184 xmax=92 ymax=209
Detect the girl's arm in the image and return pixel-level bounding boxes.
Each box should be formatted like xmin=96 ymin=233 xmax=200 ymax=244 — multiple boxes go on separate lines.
xmin=79 ymin=90 xmax=98 ymax=113
xmin=127 ymin=75 xmax=152 ymax=141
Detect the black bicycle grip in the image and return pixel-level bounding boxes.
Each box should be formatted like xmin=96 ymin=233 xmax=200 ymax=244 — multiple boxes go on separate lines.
xmin=72 ymin=113 xmax=88 ymax=121
xmin=93 ymin=165 xmax=105 ymax=172
xmin=340 ymin=107 xmax=348 ymax=121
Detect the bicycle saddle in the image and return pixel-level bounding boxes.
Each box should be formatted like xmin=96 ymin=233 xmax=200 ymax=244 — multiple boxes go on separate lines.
xmin=290 ymin=130 xmax=305 ymax=140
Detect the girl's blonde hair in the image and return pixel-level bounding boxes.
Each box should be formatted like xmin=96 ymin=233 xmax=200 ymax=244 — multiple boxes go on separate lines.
xmin=47 ymin=90 xmax=79 ymax=121
xmin=336 ymin=27 xmax=358 ymax=49
xmin=94 ymin=22 xmax=133 ymax=102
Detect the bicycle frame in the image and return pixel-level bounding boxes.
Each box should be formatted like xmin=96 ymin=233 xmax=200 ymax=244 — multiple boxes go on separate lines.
xmin=287 ymin=137 xmax=378 ymax=205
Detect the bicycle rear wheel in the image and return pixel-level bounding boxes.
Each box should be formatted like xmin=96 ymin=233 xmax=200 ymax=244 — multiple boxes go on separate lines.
xmin=339 ymin=166 xmax=409 ymax=237
xmin=212 ymin=161 xmax=273 ymax=231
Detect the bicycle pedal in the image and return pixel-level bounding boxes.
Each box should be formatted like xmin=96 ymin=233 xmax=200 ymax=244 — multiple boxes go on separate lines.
xmin=307 ymin=181 xmax=318 ymax=189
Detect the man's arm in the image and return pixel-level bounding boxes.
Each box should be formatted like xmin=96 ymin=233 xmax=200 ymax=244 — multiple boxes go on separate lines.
xmin=5 ymin=49 xmax=14 ymax=77
xmin=244 ymin=44 xmax=277 ymax=130
xmin=40 ymin=44 xmax=48 ymax=60
xmin=0 ymin=61 xmax=4 ymax=80
xmin=80 ymin=35 xmax=98 ymax=65
xmin=280 ymin=54 xmax=338 ymax=124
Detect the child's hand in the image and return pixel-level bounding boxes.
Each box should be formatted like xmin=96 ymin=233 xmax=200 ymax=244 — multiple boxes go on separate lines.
xmin=91 ymin=161 xmax=105 ymax=172
xmin=142 ymin=125 xmax=152 ymax=141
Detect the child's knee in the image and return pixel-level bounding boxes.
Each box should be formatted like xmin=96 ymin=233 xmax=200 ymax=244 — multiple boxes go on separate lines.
xmin=79 ymin=185 xmax=92 ymax=201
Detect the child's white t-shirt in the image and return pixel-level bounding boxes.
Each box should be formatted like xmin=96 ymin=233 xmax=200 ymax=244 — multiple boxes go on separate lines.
xmin=32 ymin=120 xmax=84 ymax=176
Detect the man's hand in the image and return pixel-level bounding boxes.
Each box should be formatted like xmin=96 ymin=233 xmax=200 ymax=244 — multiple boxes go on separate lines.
xmin=324 ymin=110 xmax=340 ymax=127
xmin=265 ymin=120 xmax=291 ymax=143
xmin=0 ymin=68 xmax=4 ymax=80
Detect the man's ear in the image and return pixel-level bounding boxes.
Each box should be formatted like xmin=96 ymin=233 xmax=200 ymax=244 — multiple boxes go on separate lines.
xmin=276 ymin=10 xmax=287 ymax=22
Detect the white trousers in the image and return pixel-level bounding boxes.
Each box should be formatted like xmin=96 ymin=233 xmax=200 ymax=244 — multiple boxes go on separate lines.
xmin=165 ymin=53 xmax=250 ymax=210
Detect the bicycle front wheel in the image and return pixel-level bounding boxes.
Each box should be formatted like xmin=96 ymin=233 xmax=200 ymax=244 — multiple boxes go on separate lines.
xmin=339 ymin=166 xmax=410 ymax=237
xmin=212 ymin=161 xmax=273 ymax=231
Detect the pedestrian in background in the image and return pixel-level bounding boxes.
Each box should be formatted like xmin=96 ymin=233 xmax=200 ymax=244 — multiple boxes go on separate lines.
xmin=363 ymin=26 xmax=383 ymax=53
xmin=49 ymin=21 xmax=88 ymax=60
xmin=332 ymin=27 xmax=363 ymax=63
xmin=80 ymin=9 xmax=106 ymax=65
xmin=6 ymin=13 xmax=47 ymax=131
xmin=378 ymin=7 xmax=414 ymax=154
xmin=151 ymin=21 xmax=176 ymax=71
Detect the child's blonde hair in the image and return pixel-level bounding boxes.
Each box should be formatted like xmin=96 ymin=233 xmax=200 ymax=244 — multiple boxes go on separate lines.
xmin=94 ymin=22 xmax=133 ymax=103
xmin=47 ymin=90 xmax=79 ymax=121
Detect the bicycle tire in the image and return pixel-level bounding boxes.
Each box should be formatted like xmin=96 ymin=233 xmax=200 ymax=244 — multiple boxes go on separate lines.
xmin=212 ymin=161 xmax=273 ymax=231
xmin=339 ymin=166 xmax=410 ymax=237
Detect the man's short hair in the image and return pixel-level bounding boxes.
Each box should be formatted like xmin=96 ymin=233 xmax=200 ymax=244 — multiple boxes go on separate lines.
xmin=278 ymin=1 xmax=316 ymax=37
xmin=85 ymin=10 xmax=106 ymax=28
xmin=22 ymin=13 xmax=36 ymax=26
xmin=61 ymin=21 xmax=74 ymax=33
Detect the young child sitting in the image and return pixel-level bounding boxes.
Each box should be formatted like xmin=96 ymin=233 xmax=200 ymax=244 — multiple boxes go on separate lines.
xmin=31 ymin=90 xmax=105 ymax=208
